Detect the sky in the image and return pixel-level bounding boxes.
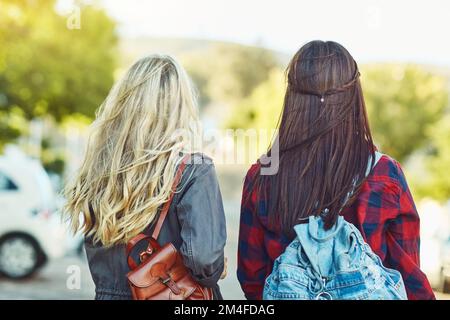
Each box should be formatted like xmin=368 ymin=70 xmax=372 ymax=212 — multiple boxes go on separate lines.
xmin=64 ymin=0 xmax=450 ymax=67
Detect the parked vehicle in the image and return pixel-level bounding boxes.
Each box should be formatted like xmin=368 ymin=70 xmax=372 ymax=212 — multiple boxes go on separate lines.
xmin=418 ymin=199 xmax=450 ymax=293
xmin=0 ymin=146 xmax=66 ymax=279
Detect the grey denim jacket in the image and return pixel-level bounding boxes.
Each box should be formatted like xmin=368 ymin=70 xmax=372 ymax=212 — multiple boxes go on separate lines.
xmin=84 ymin=153 xmax=227 ymax=299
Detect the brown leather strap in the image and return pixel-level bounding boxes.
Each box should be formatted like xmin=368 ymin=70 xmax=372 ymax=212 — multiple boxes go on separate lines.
xmin=126 ymin=233 xmax=150 ymax=255
xmin=126 ymin=154 xmax=191 ymax=270
xmin=126 ymin=234 xmax=159 ymax=269
xmin=151 ymin=154 xmax=191 ymax=239
xmin=163 ymin=277 xmax=182 ymax=295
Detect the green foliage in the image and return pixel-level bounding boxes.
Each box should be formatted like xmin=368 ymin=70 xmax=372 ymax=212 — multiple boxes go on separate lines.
xmin=0 ymin=0 xmax=118 ymax=148
xmin=182 ymin=43 xmax=279 ymax=106
xmin=41 ymin=136 xmax=66 ymax=175
xmin=362 ymin=64 xmax=448 ymax=162
xmin=227 ymin=69 xmax=285 ymax=130
xmin=0 ymin=109 xmax=22 ymax=150
xmin=411 ymin=114 xmax=450 ymax=201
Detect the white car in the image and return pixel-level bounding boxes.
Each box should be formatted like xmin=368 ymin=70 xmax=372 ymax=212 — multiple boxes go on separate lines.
xmin=0 ymin=146 xmax=67 ymax=279
xmin=418 ymin=199 xmax=450 ymax=292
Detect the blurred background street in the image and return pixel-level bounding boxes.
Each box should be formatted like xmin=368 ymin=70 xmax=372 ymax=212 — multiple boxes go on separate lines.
xmin=1 ymin=0 xmax=450 ymax=300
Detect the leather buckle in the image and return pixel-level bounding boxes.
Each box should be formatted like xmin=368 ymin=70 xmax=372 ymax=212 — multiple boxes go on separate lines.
xmin=139 ymin=247 xmax=154 ymax=262
xmin=160 ymin=275 xmax=182 ymax=295
xmin=161 ymin=277 xmax=172 ymax=285
xmin=150 ymin=262 xmax=182 ymax=295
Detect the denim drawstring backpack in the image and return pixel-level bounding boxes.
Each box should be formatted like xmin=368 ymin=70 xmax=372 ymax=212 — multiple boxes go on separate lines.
xmin=263 ymin=152 xmax=407 ymax=300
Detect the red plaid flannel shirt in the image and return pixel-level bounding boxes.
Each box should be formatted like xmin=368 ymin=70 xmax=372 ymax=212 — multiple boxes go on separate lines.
xmin=237 ymin=154 xmax=435 ymax=300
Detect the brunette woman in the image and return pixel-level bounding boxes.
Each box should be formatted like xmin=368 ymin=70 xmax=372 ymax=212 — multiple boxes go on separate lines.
xmin=237 ymin=40 xmax=434 ymax=300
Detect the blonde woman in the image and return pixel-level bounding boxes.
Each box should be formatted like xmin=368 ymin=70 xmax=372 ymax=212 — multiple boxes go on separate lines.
xmin=63 ymin=55 xmax=227 ymax=299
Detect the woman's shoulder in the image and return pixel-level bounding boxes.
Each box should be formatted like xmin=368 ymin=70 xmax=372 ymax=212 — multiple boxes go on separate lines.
xmin=182 ymin=152 xmax=217 ymax=182
xmin=175 ymin=153 xmax=220 ymax=200
xmin=244 ymin=153 xmax=408 ymax=188
xmin=369 ymin=152 xmax=409 ymax=193
xmin=188 ymin=152 xmax=213 ymax=163
xmin=244 ymin=160 xmax=261 ymax=184
xmin=243 ymin=152 xmax=409 ymax=186
xmin=186 ymin=152 xmax=214 ymax=169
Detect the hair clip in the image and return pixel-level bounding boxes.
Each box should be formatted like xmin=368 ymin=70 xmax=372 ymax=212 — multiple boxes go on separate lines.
xmin=292 ymin=68 xmax=360 ymax=101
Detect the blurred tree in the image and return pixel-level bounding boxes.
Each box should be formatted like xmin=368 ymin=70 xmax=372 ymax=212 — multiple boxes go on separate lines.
xmin=227 ymin=69 xmax=285 ymax=130
xmin=412 ymin=114 xmax=450 ymax=201
xmin=41 ymin=136 xmax=66 ymax=175
xmin=362 ymin=64 xmax=448 ymax=162
xmin=0 ymin=0 xmax=117 ymax=148
xmin=182 ymin=55 xmax=212 ymax=108
xmin=182 ymin=43 xmax=279 ymax=107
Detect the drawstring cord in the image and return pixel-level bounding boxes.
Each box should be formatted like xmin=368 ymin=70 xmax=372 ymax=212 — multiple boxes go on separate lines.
xmin=297 ymin=229 xmax=361 ymax=300
xmin=297 ymin=245 xmax=330 ymax=299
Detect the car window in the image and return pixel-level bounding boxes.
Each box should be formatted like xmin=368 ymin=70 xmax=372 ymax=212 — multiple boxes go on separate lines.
xmin=0 ymin=171 xmax=18 ymax=191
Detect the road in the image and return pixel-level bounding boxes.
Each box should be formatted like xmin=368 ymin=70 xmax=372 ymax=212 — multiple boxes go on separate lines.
xmin=0 ymin=255 xmax=94 ymax=300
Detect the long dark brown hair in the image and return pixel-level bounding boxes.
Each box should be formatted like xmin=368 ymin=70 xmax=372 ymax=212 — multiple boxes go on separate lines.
xmin=256 ymin=40 xmax=375 ymax=234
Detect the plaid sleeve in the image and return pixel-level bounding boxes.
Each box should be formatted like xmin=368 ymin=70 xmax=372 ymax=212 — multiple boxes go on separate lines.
xmin=237 ymin=164 xmax=268 ymax=300
xmin=384 ymin=161 xmax=435 ymax=300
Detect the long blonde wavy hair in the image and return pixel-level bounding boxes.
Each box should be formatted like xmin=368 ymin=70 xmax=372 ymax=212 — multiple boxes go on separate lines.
xmin=63 ymin=54 xmax=201 ymax=246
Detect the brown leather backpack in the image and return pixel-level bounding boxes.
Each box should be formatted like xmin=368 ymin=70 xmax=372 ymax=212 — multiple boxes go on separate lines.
xmin=126 ymin=155 xmax=213 ymax=300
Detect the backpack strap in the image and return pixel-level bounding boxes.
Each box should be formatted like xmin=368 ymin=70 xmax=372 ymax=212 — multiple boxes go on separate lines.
xmin=126 ymin=154 xmax=191 ymax=270
xmin=365 ymin=151 xmax=383 ymax=177
xmin=151 ymin=154 xmax=191 ymax=239
xmin=337 ymin=151 xmax=384 ymax=212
